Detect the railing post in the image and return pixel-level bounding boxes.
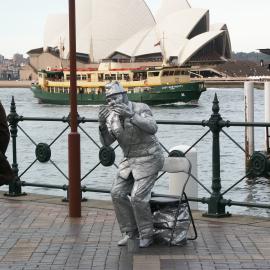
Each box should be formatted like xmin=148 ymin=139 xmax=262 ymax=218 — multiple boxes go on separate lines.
xmin=6 ymin=96 xmax=25 ymax=197
xmin=203 ymin=94 xmax=230 ymax=217
xmin=68 ymin=0 xmax=81 ymax=217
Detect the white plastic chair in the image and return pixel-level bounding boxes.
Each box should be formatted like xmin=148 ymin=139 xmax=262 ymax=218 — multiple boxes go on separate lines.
xmin=150 ymin=156 xmax=197 ymax=245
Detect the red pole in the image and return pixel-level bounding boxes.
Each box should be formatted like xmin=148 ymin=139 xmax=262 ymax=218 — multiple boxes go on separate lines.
xmin=68 ymin=0 xmax=81 ymax=217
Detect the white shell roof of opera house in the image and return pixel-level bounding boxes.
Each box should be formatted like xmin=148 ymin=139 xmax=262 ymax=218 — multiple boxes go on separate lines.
xmin=43 ymin=0 xmax=231 ymax=66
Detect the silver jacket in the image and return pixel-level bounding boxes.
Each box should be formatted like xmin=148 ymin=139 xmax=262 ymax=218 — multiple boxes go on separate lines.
xmin=99 ymin=101 xmax=164 ymax=180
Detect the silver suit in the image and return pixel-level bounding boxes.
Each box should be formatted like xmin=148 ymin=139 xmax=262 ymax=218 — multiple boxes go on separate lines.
xmin=99 ymin=101 xmax=164 ymax=238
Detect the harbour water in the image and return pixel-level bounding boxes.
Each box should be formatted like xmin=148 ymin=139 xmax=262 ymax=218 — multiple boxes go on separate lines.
xmin=0 ymin=87 xmax=270 ymax=217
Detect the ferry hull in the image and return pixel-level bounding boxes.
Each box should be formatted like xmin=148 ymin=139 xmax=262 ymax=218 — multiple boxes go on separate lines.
xmin=31 ymin=83 xmax=205 ymax=106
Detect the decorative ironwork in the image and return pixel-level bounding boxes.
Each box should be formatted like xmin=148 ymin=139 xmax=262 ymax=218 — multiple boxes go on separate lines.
xmin=202 ymin=93 xmax=230 ymax=217
xmin=169 ymin=150 xmax=185 ymax=157
xmin=7 ymin=95 xmax=270 ymax=216
xmin=35 ymin=143 xmax=51 ymax=163
xmin=99 ymin=146 xmax=116 ymax=167
xmin=250 ymin=151 xmax=270 ymax=177
xmin=6 ymin=96 xmax=25 ymax=197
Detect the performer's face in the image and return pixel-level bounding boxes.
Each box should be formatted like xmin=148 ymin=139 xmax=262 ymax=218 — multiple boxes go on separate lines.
xmin=106 ymin=94 xmax=123 ymax=106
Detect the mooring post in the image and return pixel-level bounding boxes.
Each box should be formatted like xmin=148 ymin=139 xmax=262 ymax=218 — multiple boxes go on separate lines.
xmin=265 ymin=82 xmax=270 ymax=153
xmin=6 ymin=96 xmax=24 ymax=196
xmin=244 ymin=81 xmax=254 ymax=172
xmin=68 ymin=0 xmax=81 ymax=217
xmin=203 ymin=94 xmax=230 ymax=217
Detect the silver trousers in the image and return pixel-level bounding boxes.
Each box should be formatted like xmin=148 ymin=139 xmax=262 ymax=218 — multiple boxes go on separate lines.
xmin=111 ymin=173 xmax=157 ymax=238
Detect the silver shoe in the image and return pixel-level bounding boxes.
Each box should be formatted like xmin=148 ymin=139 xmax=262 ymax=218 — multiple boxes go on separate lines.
xmin=118 ymin=231 xmax=139 ymax=246
xmin=139 ymin=238 xmax=153 ymax=248
xmin=118 ymin=235 xmax=130 ymax=246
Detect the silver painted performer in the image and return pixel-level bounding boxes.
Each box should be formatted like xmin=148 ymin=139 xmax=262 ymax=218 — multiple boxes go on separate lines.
xmin=98 ymin=81 xmax=164 ymax=248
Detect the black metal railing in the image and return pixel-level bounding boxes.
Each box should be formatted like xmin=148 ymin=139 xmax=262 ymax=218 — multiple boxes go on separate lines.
xmin=6 ymin=95 xmax=270 ymax=217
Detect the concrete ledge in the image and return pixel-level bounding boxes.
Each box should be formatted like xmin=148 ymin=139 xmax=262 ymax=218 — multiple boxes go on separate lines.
xmin=0 ymin=190 xmax=268 ymax=226
xmin=0 ymin=190 xmax=114 ymax=210
xmin=0 ymin=80 xmax=31 ymax=88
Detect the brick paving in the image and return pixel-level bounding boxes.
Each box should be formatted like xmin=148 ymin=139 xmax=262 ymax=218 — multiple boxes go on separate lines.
xmin=0 ymin=193 xmax=269 ymax=270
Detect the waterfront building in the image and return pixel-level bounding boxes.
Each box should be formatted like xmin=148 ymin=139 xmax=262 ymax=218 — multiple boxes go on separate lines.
xmin=258 ymin=49 xmax=270 ymax=71
xmin=13 ymin=53 xmax=24 ymax=66
xmin=25 ymin=0 xmax=231 ymax=76
xmin=0 ymin=55 xmax=4 ymax=64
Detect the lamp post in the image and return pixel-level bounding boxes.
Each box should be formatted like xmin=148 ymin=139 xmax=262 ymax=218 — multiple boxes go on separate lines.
xmin=68 ymin=0 xmax=81 ymax=217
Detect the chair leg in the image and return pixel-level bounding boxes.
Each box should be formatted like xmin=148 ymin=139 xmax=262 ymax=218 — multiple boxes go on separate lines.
xmin=183 ymin=193 xmax=198 ymax=241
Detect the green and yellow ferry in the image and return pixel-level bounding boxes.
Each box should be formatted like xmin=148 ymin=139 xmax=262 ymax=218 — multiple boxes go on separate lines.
xmin=31 ymin=62 xmax=206 ymax=105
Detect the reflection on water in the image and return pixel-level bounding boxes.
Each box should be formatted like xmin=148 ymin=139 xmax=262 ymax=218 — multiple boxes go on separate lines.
xmin=0 ymin=87 xmax=269 ymax=217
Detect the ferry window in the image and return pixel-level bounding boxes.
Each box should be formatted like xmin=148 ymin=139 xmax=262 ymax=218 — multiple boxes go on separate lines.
xmin=162 ymin=71 xmax=170 ymax=76
xmin=124 ymin=74 xmax=130 ymax=81
xmin=169 ymin=71 xmax=174 ymax=76
xmin=148 ymin=72 xmax=160 ymax=77
xmin=117 ymin=74 xmax=122 ymax=80
xmin=174 ymin=70 xmax=181 ymax=75
xmin=82 ymin=75 xmax=87 ymax=80
xmin=133 ymin=72 xmax=146 ymax=81
xmin=64 ymin=87 xmax=68 ymax=93
xmin=98 ymin=73 xmax=104 ymax=81
xmin=77 ymin=75 xmax=81 ymax=80
xmin=66 ymin=75 xmax=70 ymax=80
xmin=111 ymin=74 xmax=116 ymax=80
xmin=105 ymin=74 xmax=110 ymax=80
xmin=39 ymin=74 xmax=43 ymax=78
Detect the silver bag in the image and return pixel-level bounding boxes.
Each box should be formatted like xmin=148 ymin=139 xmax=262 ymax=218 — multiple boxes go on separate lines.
xmin=151 ymin=199 xmax=191 ymax=245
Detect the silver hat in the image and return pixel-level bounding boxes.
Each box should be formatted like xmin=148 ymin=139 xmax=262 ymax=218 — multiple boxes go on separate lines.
xmin=105 ymin=81 xmax=125 ymax=97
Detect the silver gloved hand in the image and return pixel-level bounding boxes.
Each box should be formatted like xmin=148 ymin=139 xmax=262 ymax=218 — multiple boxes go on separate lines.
xmin=112 ymin=104 xmax=134 ymax=119
xmin=98 ymin=105 xmax=110 ymax=125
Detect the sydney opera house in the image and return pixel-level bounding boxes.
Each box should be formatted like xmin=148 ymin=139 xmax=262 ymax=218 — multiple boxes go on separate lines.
xmin=21 ymin=0 xmax=232 ymax=79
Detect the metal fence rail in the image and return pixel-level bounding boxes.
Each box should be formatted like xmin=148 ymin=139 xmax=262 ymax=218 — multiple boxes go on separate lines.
xmin=6 ymin=94 xmax=270 ymax=217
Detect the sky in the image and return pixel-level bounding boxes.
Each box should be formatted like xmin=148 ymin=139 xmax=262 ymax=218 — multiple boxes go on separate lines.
xmin=0 ymin=0 xmax=269 ymax=59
